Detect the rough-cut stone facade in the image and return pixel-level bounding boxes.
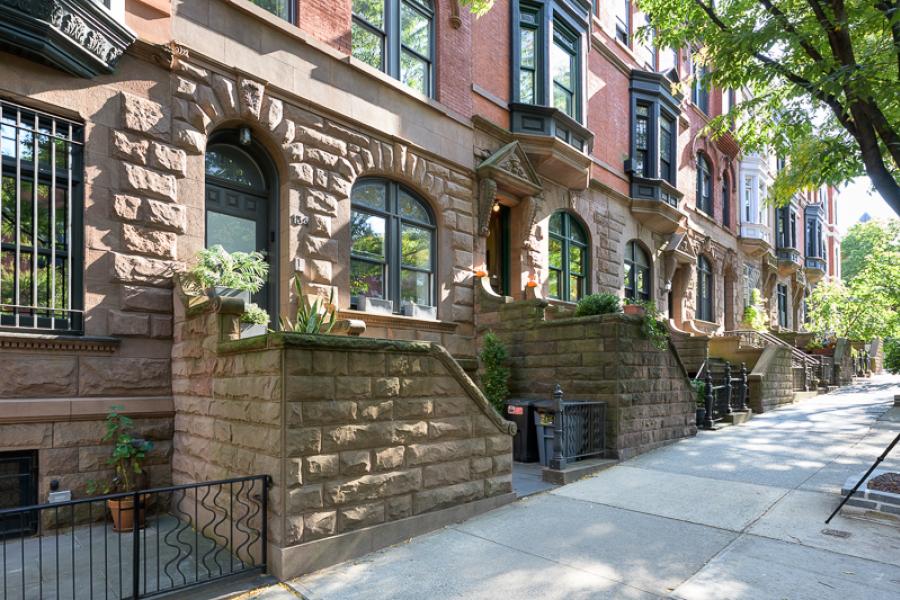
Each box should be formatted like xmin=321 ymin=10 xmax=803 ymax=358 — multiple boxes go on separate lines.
xmin=171 ymin=292 xmax=515 ymax=578
xmin=481 ymin=296 xmax=696 ymax=460
xmin=748 ymin=346 xmax=794 ymax=413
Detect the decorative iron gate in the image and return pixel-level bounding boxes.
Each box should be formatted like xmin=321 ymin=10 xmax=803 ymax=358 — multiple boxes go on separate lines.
xmin=0 ymin=474 xmax=269 ymax=599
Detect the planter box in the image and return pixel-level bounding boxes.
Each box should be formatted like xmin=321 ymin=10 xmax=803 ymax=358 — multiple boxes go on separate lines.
xmin=211 ymin=287 xmax=250 ymax=304
xmin=357 ymin=296 xmax=394 ymax=315
xmin=241 ymin=323 xmax=267 ymax=338
xmin=401 ymin=302 xmax=437 ymax=320
xmin=623 ymin=304 xmax=646 ymax=317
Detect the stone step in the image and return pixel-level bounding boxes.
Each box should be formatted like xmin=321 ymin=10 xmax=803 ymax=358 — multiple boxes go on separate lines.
xmin=541 ymin=457 xmax=618 ymax=485
xmin=723 ymin=410 xmax=752 ymax=425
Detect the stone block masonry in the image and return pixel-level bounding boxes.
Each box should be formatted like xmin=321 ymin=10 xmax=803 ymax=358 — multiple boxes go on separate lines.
xmin=482 ymin=298 xmax=696 ymax=460
xmin=171 ymin=292 xmax=515 ymax=579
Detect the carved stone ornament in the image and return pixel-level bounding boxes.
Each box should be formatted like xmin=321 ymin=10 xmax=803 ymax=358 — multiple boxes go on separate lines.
xmin=0 ymin=0 xmax=136 ymax=78
xmin=475 ymin=141 xmax=543 ymax=236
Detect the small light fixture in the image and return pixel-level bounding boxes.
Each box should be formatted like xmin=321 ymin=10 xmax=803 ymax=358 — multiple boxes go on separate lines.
xmin=492 ymin=203 xmax=501 ymax=213
xmin=239 ymin=126 xmax=252 ymax=146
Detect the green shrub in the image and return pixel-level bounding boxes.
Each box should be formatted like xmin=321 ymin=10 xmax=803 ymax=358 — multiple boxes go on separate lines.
xmin=186 ymin=245 xmax=269 ymax=293
xmin=884 ymin=339 xmax=900 ymax=374
xmin=479 ymin=332 xmax=510 ymax=412
xmin=575 ymin=293 xmax=621 ymax=317
xmin=240 ymin=303 xmax=271 ymax=326
xmin=637 ymin=300 xmax=670 ymax=351
xmin=742 ymin=288 xmax=768 ymax=332
xmin=691 ymin=379 xmax=707 ymax=407
xmin=280 ymin=275 xmax=337 ymax=334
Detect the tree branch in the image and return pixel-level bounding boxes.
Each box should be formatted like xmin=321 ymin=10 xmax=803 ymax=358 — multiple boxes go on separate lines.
xmin=874 ymin=0 xmax=900 ymax=80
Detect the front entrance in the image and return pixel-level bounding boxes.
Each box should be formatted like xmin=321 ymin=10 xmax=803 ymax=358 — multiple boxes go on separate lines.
xmin=204 ymin=133 xmax=277 ymax=316
xmin=486 ymin=204 xmax=510 ymax=296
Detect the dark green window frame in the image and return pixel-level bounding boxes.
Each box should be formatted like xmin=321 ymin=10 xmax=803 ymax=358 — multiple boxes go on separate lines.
xmin=777 ymin=283 xmax=788 ymax=328
xmin=350 ymin=178 xmax=436 ymax=313
xmin=697 ymin=255 xmax=713 ymax=322
xmin=624 ymin=240 xmax=650 ymax=302
xmin=0 ymin=100 xmax=84 ymax=333
xmin=696 ymin=153 xmax=712 ymax=216
xmin=249 ymin=0 xmax=296 ymax=22
xmin=352 ymin=0 xmax=435 ymax=97
xmin=513 ymin=0 xmax=586 ymax=123
xmin=548 ymin=211 xmax=588 ymax=302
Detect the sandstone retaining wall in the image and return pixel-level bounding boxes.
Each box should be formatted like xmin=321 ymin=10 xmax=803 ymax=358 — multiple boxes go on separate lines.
xmin=171 ymin=293 xmax=515 ymax=578
xmin=483 ymin=298 xmax=696 ymax=460
xmin=748 ymin=346 xmax=794 ymax=413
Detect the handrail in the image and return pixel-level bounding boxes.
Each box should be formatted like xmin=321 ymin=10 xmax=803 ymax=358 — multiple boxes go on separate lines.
xmin=724 ymin=329 xmax=819 ymax=367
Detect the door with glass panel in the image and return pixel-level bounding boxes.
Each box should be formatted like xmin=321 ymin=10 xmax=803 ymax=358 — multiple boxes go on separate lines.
xmin=204 ymin=143 xmax=273 ymax=315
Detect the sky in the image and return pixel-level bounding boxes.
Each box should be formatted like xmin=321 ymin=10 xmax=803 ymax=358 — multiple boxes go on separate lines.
xmin=837 ymin=177 xmax=898 ymax=235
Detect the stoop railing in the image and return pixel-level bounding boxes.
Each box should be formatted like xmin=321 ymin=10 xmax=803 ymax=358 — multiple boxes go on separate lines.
xmin=701 ymin=361 xmax=749 ymax=429
xmin=544 ymin=385 xmax=607 ymax=470
xmin=0 ymin=475 xmax=269 ymax=599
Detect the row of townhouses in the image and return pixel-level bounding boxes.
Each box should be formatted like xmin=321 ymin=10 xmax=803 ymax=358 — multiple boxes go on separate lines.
xmin=0 ymin=0 xmax=844 ymax=581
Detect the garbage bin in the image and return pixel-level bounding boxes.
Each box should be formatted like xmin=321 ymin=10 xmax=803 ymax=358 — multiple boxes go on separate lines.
xmin=532 ymin=400 xmax=556 ymax=467
xmin=505 ymin=399 xmax=539 ymax=462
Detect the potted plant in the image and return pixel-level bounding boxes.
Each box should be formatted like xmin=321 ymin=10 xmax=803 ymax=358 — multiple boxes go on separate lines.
xmin=574 ymin=293 xmax=621 ymax=317
xmin=623 ymin=297 xmax=646 ymax=317
xmin=241 ymin=302 xmax=270 ymax=337
xmin=87 ymin=407 xmax=154 ymax=532
xmin=185 ymin=245 xmax=269 ymax=303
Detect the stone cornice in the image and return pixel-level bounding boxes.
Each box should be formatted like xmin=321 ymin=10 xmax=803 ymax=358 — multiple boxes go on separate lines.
xmin=0 ymin=332 xmax=120 ymax=353
xmin=0 ymin=395 xmax=173 ymax=423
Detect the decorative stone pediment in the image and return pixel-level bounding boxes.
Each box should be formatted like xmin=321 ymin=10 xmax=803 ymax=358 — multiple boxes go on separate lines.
xmin=0 ymin=0 xmax=136 ymax=78
xmin=476 ymin=141 xmax=543 ymax=236
xmin=661 ymin=229 xmax=695 ymax=291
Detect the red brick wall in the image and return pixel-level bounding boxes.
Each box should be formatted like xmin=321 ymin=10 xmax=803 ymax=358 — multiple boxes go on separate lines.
xmin=472 ymin=0 xmax=511 ymax=127
xmin=298 ymin=0 xmax=352 ymax=54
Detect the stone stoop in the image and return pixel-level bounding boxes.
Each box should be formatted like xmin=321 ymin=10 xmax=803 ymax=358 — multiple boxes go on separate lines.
xmin=792 ymin=390 xmax=820 ymax=403
xmin=723 ymin=410 xmax=752 ymax=425
xmin=541 ymin=458 xmax=618 ymax=485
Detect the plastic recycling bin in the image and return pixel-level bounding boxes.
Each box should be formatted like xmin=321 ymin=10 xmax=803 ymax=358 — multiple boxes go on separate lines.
xmin=505 ymin=399 xmax=539 ymax=462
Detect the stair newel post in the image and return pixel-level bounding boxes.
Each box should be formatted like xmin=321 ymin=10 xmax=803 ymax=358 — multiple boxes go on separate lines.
xmin=804 ymin=360 xmax=811 ymax=392
xmin=703 ymin=370 xmax=714 ymax=429
xmin=739 ymin=362 xmax=749 ymax=412
xmin=724 ymin=362 xmax=733 ymax=415
xmin=864 ymin=349 xmax=871 ymax=374
xmin=550 ymin=384 xmax=566 ymax=471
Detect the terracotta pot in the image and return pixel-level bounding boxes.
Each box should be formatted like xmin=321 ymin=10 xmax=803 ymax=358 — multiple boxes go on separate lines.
xmin=624 ymin=304 xmax=646 ymax=317
xmin=108 ymin=495 xmax=147 ymax=532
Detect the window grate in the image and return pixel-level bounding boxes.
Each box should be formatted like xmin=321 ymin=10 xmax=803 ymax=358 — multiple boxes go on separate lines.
xmin=0 ymin=100 xmax=84 ymax=334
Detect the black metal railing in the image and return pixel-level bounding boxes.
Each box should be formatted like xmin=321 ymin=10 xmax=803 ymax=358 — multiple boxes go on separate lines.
xmin=543 ymin=385 xmax=606 ymax=470
xmin=0 ymin=475 xmax=269 ymax=599
xmin=702 ymin=361 xmax=749 ymax=429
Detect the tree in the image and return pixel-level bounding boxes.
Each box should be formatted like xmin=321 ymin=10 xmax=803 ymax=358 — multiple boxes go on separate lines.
xmin=628 ymin=0 xmax=900 ymax=214
xmin=840 ymin=219 xmax=900 ymax=282
xmin=806 ymin=222 xmax=900 ymax=340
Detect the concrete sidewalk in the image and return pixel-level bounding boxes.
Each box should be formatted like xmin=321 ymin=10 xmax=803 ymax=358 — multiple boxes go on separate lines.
xmin=252 ymin=376 xmax=900 ymax=600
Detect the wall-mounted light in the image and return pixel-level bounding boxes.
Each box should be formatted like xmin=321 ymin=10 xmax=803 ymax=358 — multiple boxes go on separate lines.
xmin=239 ymin=126 xmax=252 ymax=146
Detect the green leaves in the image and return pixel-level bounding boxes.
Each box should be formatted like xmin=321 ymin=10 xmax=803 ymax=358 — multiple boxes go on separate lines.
xmin=280 ymin=275 xmax=337 ymax=334
xmin=187 ymin=245 xmax=269 ymax=293
xmin=479 ymin=332 xmax=509 ymax=412
xmin=574 ymin=293 xmax=621 ymax=317
xmin=88 ymin=405 xmax=154 ymax=495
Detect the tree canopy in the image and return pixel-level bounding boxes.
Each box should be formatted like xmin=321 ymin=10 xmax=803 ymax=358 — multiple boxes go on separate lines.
xmin=806 ymin=219 xmax=900 ymax=340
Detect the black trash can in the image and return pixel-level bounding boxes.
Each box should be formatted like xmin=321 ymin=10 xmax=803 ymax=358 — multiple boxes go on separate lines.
xmin=532 ymin=400 xmax=556 ymax=467
xmin=505 ymin=399 xmax=539 ymax=462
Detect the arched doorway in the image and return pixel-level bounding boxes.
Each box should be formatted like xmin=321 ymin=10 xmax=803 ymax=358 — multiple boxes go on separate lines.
xmin=204 ymin=130 xmax=278 ymax=316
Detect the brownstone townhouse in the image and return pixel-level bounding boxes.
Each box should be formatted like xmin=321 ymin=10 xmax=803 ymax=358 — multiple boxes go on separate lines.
xmin=0 ymin=0 xmax=841 ymax=582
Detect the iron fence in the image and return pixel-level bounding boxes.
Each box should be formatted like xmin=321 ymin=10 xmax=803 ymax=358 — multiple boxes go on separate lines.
xmin=701 ymin=361 xmax=749 ymax=429
xmin=0 ymin=475 xmax=269 ymax=599
xmin=542 ymin=386 xmax=606 ymax=470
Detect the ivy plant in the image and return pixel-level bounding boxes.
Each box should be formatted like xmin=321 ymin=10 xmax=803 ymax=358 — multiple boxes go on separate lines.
xmin=479 ymin=332 xmax=510 ymax=413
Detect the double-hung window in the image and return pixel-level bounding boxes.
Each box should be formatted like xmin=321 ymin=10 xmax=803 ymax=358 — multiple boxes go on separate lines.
xmin=352 ymin=0 xmax=435 ymax=97
xmin=615 ymin=0 xmax=630 ymax=45
xmin=548 ymin=211 xmax=588 ymax=303
xmin=691 ymin=58 xmax=709 ymax=114
xmin=0 ymin=100 xmax=83 ymax=333
xmin=628 ymin=72 xmax=680 ymax=206
xmin=697 ymin=255 xmax=713 ymax=322
xmin=777 ymin=284 xmax=788 ymax=328
xmin=551 ymin=22 xmax=579 ymax=119
xmin=722 ymin=176 xmax=731 ymax=227
xmin=634 ymin=104 xmax=650 ymax=177
xmin=249 ymin=0 xmax=294 ymax=21
xmin=519 ymin=7 xmax=541 ymax=104
xmin=624 ymin=241 xmax=651 ymax=302
xmin=696 ymin=154 xmax=712 ymax=216
xmin=350 ymin=179 xmax=436 ymax=312
xmin=659 ymin=114 xmax=674 ymax=184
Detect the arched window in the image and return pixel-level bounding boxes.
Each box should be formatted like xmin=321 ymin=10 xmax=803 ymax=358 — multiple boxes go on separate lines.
xmin=548 ymin=212 xmax=588 ymax=302
xmin=352 ymin=0 xmax=434 ymax=97
xmin=696 ymin=154 xmax=712 ymax=215
xmin=350 ymin=179 xmax=435 ymax=312
xmin=624 ymin=241 xmax=651 ymax=302
xmin=697 ymin=255 xmax=713 ymax=322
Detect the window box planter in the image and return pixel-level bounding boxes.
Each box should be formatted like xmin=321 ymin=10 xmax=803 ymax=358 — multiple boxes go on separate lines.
xmin=356 ymin=296 xmax=395 ymax=315
xmin=401 ymin=302 xmax=437 ymax=320
xmin=211 ymin=287 xmax=251 ymax=304
xmin=240 ymin=323 xmax=267 ymax=338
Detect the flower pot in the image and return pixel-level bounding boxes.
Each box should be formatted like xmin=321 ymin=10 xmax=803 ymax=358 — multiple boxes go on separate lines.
xmin=624 ymin=304 xmax=646 ymax=317
xmin=108 ymin=495 xmax=147 ymax=532
xmin=695 ymin=407 xmax=706 ymax=427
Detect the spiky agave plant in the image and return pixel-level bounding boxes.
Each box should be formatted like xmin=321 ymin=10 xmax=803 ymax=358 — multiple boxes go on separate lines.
xmin=280 ymin=275 xmax=337 ymax=334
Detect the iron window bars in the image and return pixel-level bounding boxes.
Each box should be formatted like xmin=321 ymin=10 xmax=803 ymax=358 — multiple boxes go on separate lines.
xmin=0 ymin=99 xmax=83 ymax=334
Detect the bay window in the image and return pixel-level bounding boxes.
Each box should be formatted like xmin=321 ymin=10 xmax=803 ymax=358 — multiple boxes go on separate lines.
xmin=551 ymin=22 xmax=579 ymax=119
xmin=627 ymin=71 xmax=681 ymax=206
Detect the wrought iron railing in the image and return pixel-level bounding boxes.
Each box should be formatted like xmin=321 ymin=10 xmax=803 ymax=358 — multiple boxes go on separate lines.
xmin=542 ymin=385 xmax=606 ymax=470
xmin=0 ymin=475 xmax=269 ymax=599
xmin=701 ymin=361 xmax=749 ymax=429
